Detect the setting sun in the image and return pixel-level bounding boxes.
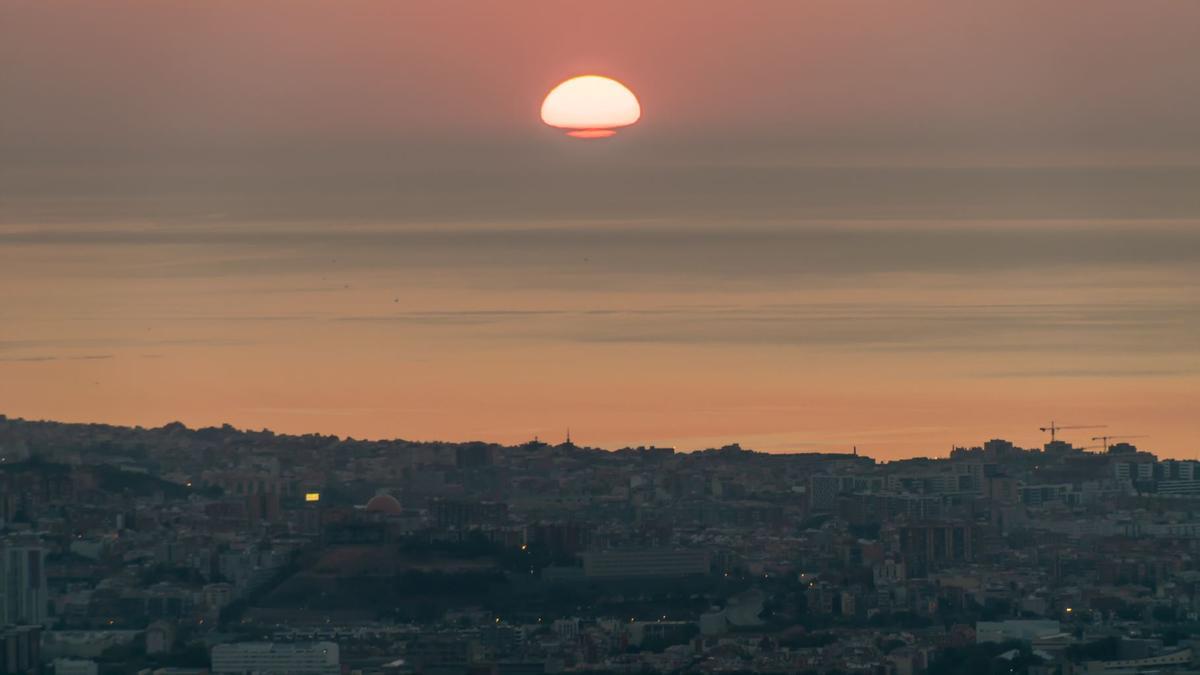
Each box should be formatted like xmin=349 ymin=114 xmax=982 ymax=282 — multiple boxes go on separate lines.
xmin=540 ymin=75 xmax=641 ymax=138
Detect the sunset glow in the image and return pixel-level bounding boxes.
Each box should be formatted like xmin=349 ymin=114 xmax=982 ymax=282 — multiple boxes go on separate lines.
xmin=566 ymin=129 xmax=617 ymax=139
xmin=540 ymin=75 xmax=641 ymax=138
xmin=3 ymin=1 xmax=1199 ymax=460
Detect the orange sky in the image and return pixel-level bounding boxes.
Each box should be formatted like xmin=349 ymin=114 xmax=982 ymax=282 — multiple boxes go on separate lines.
xmin=1 ymin=1 xmax=1197 ymax=458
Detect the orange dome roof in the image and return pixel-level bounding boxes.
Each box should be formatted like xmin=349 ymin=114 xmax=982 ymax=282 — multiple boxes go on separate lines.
xmin=364 ymin=494 xmax=402 ymax=514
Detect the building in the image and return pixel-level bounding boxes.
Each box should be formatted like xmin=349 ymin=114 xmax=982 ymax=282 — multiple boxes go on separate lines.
xmin=51 ymin=659 xmax=98 ymax=675
xmin=809 ymin=474 xmax=854 ymax=512
xmin=628 ymin=620 xmax=696 ymax=647
xmin=897 ymin=522 xmax=976 ymax=575
xmin=581 ymin=548 xmax=710 ymax=579
xmin=201 ymin=582 xmax=234 ymax=612
xmin=0 ymin=624 xmax=41 ymax=675
xmin=1083 ymin=648 xmax=1191 ymax=674
xmin=1156 ymin=460 xmax=1200 ymax=495
xmin=526 ymin=522 xmax=593 ymax=557
xmin=210 ymin=641 xmax=339 ymax=674
xmin=406 ymin=636 xmax=472 ymax=671
xmin=431 ymin=499 xmax=508 ymax=530
xmin=0 ymin=545 xmax=47 ymax=625
xmin=1112 ymin=455 xmax=1155 ymax=484
xmin=873 ymin=557 xmax=906 ymax=586
xmin=145 ymin=620 xmax=175 ymax=655
xmin=975 ymin=620 xmax=1062 ymax=644
xmin=1020 ymin=484 xmax=1077 ymax=506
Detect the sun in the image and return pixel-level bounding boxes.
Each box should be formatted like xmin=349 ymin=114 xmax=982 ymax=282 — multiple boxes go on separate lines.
xmin=540 ymin=75 xmax=641 ymax=139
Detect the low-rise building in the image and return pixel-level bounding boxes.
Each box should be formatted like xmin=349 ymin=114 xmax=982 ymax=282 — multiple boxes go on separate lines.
xmin=210 ymin=641 xmax=338 ymax=675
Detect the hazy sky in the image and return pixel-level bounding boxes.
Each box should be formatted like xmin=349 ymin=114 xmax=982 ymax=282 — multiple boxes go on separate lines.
xmin=2 ymin=1 xmax=1197 ymax=458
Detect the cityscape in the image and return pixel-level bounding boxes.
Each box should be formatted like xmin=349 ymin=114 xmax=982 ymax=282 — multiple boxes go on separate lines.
xmin=3 ymin=1 xmax=1199 ymax=674
xmin=2 ymin=414 xmax=1200 ymax=674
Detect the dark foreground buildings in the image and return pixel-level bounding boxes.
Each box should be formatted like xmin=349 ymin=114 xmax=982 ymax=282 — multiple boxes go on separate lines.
xmin=1 ymin=415 xmax=1199 ymax=673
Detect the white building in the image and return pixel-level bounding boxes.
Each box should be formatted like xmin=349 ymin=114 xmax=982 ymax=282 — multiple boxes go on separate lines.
xmin=1112 ymin=459 xmax=1154 ymax=483
xmin=1156 ymin=460 xmax=1200 ymax=495
xmin=211 ymin=641 xmax=339 ymax=674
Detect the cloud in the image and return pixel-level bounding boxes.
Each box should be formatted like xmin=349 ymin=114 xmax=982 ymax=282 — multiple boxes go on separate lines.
xmin=0 ymin=354 xmax=114 ymax=363
xmin=316 ymin=301 xmax=1200 ymax=358
xmin=3 ymin=218 xmax=1200 ymax=287
xmin=972 ymin=368 xmax=1195 ymax=379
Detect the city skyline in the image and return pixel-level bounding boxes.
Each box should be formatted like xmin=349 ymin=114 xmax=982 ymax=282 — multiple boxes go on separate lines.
xmin=4 ymin=3 xmax=1200 ymax=673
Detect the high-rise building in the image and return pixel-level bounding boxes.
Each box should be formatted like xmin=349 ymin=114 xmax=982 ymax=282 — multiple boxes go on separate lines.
xmin=0 ymin=545 xmax=47 ymax=626
xmin=896 ymin=522 xmax=976 ymax=576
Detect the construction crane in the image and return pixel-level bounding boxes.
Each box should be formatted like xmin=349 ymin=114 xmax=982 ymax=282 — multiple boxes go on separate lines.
xmin=1039 ymin=421 xmax=1106 ymax=443
xmin=1091 ymin=435 xmax=1149 ymax=453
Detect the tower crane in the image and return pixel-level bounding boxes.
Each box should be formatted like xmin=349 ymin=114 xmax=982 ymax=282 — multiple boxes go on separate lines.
xmin=1091 ymin=435 xmax=1149 ymax=453
xmin=1039 ymin=421 xmax=1106 ymax=443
